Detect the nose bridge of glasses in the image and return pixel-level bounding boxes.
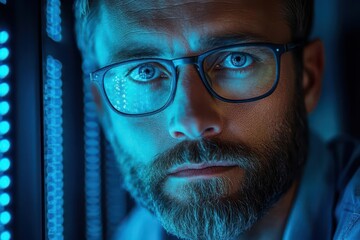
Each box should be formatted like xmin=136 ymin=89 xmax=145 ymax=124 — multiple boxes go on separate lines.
xmin=168 ymin=56 xmax=223 ymax=140
xmin=171 ymin=55 xmax=211 ymax=100
xmin=172 ymin=55 xmax=204 ymax=88
xmin=172 ymin=56 xmax=199 ymax=68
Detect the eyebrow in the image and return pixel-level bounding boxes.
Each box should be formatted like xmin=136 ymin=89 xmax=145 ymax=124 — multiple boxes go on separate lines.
xmin=201 ymin=33 xmax=271 ymax=49
xmin=109 ymin=33 xmax=271 ymax=64
xmin=109 ymin=46 xmax=162 ymax=64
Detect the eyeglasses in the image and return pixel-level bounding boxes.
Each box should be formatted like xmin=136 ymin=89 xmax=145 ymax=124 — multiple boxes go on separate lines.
xmin=90 ymin=42 xmax=300 ymax=117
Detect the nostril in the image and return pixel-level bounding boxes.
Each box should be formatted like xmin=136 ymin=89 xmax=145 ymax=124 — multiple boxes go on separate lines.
xmin=205 ymin=127 xmax=215 ymax=132
xmin=169 ymin=121 xmax=222 ymax=139
xmin=173 ymin=131 xmax=185 ymax=138
xmin=202 ymin=127 xmax=219 ymax=136
xmin=204 ymin=127 xmax=214 ymax=134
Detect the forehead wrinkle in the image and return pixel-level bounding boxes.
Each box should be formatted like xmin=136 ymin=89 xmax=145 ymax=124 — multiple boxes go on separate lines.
xmin=105 ymin=0 xmax=237 ymax=11
xmin=103 ymin=0 xmax=269 ymax=27
xmin=100 ymin=2 xmax=269 ymax=45
xmin=103 ymin=30 xmax=183 ymax=64
xmin=96 ymin=0 xmax=290 ymax=66
xmin=101 ymin=1 xmax=286 ymax=38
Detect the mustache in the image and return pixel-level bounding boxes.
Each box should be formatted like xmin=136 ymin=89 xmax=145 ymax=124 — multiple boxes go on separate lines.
xmin=151 ymin=138 xmax=259 ymax=174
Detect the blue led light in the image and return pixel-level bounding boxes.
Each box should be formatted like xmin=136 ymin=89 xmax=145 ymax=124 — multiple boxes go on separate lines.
xmin=0 ymin=28 xmax=11 ymax=240
xmin=45 ymin=55 xmax=64 ymax=239
xmin=0 ymin=31 xmax=9 ymax=44
xmin=0 ymin=83 xmax=10 ymax=97
xmin=0 ymin=65 xmax=9 ymax=79
xmin=46 ymin=0 xmax=62 ymax=42
xmin=0 ymin=231 xmax=10 ymax=240
xmin=0 ymin=48 xmax=9 ymax=61
xmin=0 ymin=193 xmax=10 ymax=206
xmin=0 ymin=212 xmax=11 ymax=225
xmin=0 ymin=158 xmax=10 ymax=171
xmin=84 ymin=75 xmax=103 ymax=239
xmin=0 ymin=102 xmax=10 ymax=115
xmin=0 ymin=121 xmax=10 ymax=135
xmin=0 ymin=176 xmax=10 ymax=189
xmin=104 ymin=143 xmax=125 ymax=239
xmin=0 ymin=140 xmax=10 ymax=153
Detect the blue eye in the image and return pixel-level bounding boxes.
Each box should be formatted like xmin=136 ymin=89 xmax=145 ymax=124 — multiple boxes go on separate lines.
xmin=130 ymin=64 xmax=159 ymax=81
xmin=223 ymin=53 xmax=254 ymax=69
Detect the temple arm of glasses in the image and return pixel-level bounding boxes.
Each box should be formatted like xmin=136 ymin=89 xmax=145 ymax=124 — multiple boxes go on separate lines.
xmin=285 ymin=42 xmax=304 ymax=52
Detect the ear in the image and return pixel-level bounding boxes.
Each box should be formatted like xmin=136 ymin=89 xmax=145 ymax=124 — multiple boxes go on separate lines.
xmin=90 ymin=83 xmax=115 ymax=142
xmin=302 ymin=39 xmax=325 ymax=113
xmin=91 ymin=83 xmax=104 ymax=113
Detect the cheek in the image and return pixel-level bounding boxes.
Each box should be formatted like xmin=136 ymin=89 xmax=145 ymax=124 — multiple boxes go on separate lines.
xmin=223 ymin=55 xmax=296 ymax=146
xmin=108 ymin=111 xmax=171 ymax=162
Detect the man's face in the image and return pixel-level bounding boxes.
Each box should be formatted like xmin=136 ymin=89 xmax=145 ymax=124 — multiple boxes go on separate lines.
xmin=93 ymin=1 xmax=308 ymax=239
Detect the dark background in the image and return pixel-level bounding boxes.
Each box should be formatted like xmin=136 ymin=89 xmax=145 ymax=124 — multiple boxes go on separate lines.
xmin=0 ymin=0 xmax=359 ymax=239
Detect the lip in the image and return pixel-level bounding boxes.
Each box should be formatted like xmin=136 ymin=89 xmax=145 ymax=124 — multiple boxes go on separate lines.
xmin=168 ymin=162 xmax=238 ymax=177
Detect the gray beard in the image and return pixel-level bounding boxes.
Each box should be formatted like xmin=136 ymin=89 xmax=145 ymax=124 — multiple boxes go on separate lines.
xmin=112 ymin=91 xmax=308 ymax=240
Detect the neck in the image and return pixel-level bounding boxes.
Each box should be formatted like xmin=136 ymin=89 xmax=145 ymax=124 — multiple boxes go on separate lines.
xmin=238 ymin=181 xmax=299 ymax=240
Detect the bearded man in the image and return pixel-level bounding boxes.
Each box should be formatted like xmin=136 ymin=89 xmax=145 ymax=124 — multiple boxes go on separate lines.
xmin=74 ymin=1 xmax=360 ymax=239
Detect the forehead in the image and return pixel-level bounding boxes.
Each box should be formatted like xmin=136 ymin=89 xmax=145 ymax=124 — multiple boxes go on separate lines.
xmin=95 ymin=0 xmax=290 ymax=65
xmin=102 ymin=0 xmax=284 ymax=21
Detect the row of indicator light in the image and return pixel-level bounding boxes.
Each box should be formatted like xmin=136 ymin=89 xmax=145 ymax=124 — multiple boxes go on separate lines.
xmin=45 ymin=0 xmax=64 ymax=238
xmin=44 ymin=55 xmax=64 ymax=240
xmin=83 ymin=74 xmax=103 ymax=240
xmin=0 ymin=30 xmax=12 ymax=240
xmin=46 ymin=0 xmax=62 ymax=42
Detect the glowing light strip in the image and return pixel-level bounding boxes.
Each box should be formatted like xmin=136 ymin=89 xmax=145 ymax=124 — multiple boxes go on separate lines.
xmin=44 ymin=55 xmax=64 ymax=240
xmin=0 ymin=29 xmax=12 ymax=240
xmin=105 ymin=143 xmax=126 ymax=239
xmin=83 ymin=74 xmax=103 ymax=240
xmin=46 ymin=0 xmax=62 ymax=42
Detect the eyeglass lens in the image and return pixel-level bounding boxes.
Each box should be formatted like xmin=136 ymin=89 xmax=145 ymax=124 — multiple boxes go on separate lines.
xmin=103 ymin=45 xmax=277 ymax=114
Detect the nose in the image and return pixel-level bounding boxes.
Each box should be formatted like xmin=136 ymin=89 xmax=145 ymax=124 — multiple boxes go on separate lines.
xmin=168 ymin=65 xmax=223 ymax=140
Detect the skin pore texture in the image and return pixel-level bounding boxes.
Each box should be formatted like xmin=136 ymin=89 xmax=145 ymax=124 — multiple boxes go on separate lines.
xmin=90 ymin=0 xmax=324 ymax=239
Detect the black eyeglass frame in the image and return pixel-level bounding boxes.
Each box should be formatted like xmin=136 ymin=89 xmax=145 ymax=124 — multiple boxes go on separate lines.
xmin=90 ymin=42 xmax=301 ymax=117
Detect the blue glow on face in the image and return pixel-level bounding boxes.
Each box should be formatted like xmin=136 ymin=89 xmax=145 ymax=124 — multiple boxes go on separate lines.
xmin=0 ymin=158 xmax=10 ymax=171
xmin=0 ymin=48 xmax=9 ymax=61
xmin=0 ymin=31 xmax=9 ymax=44
xmin=0 ymin=193 xmax=10 ymax=206
xmin=0 ymin=231 xmax=11 ymax=240
xmin=0 ymin=65 xmax=9 ymax=78
xmin=0 ymin=83 xmax=10 ymax=97
xmin=0 ymin=140 xmax=10 ymax=153
xmin=0 ymin=102 xmax=10 ymax=115
xmin=0 ymin=176 xmax=10 ymax=189
xmin=0 ymin=121 xmax=10 ymax=135
xmin=0 ymin=211 xmax=11 ymax=225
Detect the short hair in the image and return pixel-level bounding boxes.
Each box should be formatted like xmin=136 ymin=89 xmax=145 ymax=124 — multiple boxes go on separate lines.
xmin=74 ymin=0 xmax=314 ymax=73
